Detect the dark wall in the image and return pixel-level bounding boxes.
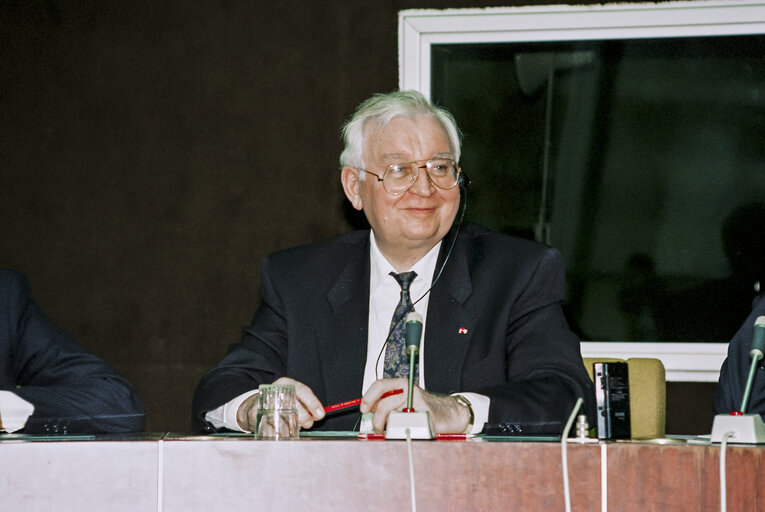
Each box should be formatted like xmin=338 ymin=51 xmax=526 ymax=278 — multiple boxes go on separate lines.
xmin=2 ymin=0 xmax=706 ymax=433
xmin=0 ymin=0 xmax=517 ymax=432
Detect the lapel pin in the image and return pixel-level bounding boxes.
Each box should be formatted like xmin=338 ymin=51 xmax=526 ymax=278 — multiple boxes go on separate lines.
xmin=458 ymin=327 xmax=468 ymax=334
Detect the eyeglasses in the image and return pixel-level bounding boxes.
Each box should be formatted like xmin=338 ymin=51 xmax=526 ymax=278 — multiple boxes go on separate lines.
xmin=358 ymin=158 xmax=462 ymax=196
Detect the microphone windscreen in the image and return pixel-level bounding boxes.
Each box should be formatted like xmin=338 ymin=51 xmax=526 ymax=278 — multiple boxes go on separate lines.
xmin=405 ymin=311 xmax=423 ymax=325
xmin=405 ymin=312 xmax=423 ymax=350
xmin=751 ymin=316 xmax=765 ymax=359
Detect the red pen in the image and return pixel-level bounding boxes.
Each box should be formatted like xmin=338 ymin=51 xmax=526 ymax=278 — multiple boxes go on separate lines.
xmin=324 ymin=388 xmax=404 ymax=414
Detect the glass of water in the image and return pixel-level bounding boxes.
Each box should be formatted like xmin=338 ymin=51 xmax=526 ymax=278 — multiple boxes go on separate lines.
xmin=256 ymin=384 xmax=299 ymax=440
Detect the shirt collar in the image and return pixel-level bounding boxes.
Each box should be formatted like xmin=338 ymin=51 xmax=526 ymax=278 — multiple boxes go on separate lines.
xmin=369 ymin=232 xmax=442 ymax=297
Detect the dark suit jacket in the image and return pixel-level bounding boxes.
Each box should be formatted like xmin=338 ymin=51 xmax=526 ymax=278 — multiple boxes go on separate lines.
xmin=193 ymin=223 xmax=595 ymax=432
xmin=715 ymin=293 xmax=765 ymax=418
xmin=0 ymin=269 xmax=145 ymax=434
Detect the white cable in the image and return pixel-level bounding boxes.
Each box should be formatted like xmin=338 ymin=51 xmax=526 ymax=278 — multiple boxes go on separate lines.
xmin=406 ymin=428 xmax=417 ymax=512
xmin=720 ymin=431 xmax=733 ymax=512
xmin=157 ymin=439 xmax=164 ymax=512
xmin=561 ymin=397 xmax=584 ymax=512
xmin=600 ymin=443 xmax=607 ymax=512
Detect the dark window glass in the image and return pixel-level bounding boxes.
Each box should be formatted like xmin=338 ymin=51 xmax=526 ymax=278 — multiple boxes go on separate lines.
xmin=432 ymin=37 xmax=765 ymax=342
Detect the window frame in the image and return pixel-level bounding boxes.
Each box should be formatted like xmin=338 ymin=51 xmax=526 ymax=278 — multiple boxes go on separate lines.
xmin=398 ymin=1 xmax=765 ymax=382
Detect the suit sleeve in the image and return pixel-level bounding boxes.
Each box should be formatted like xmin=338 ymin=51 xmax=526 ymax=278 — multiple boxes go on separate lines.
xmin=480 ymin=248 xmax=595 ymax=430
xmin=1 ymin=270 xmax=145 ymax=434
xmin=715 ymin=294 xmax=765 ymax=418
xmin=192 ymin=255 xmax=287 ymax=432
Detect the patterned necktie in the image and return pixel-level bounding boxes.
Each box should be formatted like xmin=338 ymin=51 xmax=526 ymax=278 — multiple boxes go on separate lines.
xmin=383 ymin=271 xmax=418 ymax=383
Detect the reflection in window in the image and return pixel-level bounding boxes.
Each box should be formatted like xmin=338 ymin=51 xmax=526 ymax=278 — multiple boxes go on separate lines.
xmin=431 ymin=36 xmax=765 ymax=342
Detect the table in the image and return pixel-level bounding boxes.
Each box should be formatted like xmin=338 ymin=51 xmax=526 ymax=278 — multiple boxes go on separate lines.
xmin=1 ymin=434 xmax=763 ymax=511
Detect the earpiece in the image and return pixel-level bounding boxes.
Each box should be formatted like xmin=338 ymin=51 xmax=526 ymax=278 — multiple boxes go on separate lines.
xmin=458 ymin=171 xmax=471 ymax=191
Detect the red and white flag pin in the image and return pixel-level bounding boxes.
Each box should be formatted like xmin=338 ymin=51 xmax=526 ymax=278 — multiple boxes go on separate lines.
xmin=458 ymin=327 xmax=468 ymax=334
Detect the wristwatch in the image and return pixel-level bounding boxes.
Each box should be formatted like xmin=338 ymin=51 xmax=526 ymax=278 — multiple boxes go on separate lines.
xmin=453 ymin=394 xmax=474 ymax=434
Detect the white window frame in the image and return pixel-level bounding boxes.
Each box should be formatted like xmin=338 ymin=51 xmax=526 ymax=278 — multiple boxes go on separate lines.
xmin=399 ymin=1 xmax=765 ymax=382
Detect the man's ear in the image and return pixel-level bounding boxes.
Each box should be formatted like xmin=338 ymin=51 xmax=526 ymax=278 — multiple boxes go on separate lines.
xmin=341 ymin=166 xmax=364 ymax=211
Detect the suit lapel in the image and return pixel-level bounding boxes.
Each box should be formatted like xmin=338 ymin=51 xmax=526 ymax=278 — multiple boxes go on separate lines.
xmin=317 ymin=235 xmax=370 ymax=402
xmin=424 ymin=233 xmax=477 ymax=394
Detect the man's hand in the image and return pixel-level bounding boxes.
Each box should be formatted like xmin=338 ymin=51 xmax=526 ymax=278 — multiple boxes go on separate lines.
xmin=236 ymin=377 xmax=325 ymax=432
xmin=360 ymin=379 xmax=471 ymax=434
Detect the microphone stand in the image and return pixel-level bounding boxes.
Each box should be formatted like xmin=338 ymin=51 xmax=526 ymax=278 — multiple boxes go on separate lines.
xmin=739 ymin=354 xmax=762 ymax=416
xmin=386 ymin=313 xmax=434 ymax=440
xmin=404 ymin=347 xmax=417 ymax=412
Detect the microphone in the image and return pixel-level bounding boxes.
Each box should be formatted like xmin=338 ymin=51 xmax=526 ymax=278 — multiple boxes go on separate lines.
xmin=749 ymin=316 xmax=765 ymax=360
xmin=711 ymin=315 xmax=765 ymax=443
xmin=738 ymin=316 xmax=765 ymax=414
xmin=385 ymin=311 xmax=434 ymax=439
xmin=404 ymin=312 xmax=423 ymax=411
xmin=405 ymin=312 xmax=423 ymax=355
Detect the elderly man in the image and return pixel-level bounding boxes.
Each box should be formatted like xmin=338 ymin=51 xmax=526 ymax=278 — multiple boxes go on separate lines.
xmin=193 ymin=90 xmax=594 ymax=435
xmin=0 ymin=268 xmax=145 ymax=434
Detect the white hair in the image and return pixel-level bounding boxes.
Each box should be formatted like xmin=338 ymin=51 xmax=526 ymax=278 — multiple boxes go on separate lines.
xmin=339 ymin=90 xmax=462 ymax=170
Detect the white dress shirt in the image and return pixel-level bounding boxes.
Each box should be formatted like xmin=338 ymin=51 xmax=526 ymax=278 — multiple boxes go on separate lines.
xmin=0 ymin=391 xmax=35 ymax=432
xmin=363 ymin=233 xmax=436 ymax=391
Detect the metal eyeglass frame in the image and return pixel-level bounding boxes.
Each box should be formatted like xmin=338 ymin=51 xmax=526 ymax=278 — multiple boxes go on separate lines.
xmin=357 ymin=158 xmax=462 ymax=196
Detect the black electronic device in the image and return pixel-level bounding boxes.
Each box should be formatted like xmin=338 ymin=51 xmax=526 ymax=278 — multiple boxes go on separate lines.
xmin=481 ymin=420 xmax=563 ymax=436
xmin=593 ymin=362 xmax=631 ymax=439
